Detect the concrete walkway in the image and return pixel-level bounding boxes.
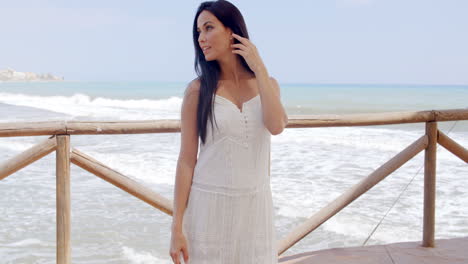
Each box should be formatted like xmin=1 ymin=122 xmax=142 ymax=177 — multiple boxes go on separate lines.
xmin=278 ymin=237 xmax=468 ymax=264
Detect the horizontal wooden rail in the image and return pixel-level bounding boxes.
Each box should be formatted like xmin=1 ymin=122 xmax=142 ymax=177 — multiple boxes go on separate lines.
xmin=1 ymin=108 xmax=467 ymax=137
xmin=0 ymin=120 xmax=180 ymax=137
xmin=0 ymin=121 xmax=67 ymax=137
xmin=438 ymin=130 xmax=468 ymax=163
xmin=0 ymin=136 xmax=57 ymax=180
xmin=278 ymin=135 xmax=429 ymax=254
xmin=287 ymin=108 xmax=467 ymax=128
xmin=70 ymin=148 xmax=173 ymax=215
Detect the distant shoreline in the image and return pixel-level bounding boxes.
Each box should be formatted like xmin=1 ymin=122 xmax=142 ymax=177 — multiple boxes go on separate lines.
xmin=0 ymin=68 xmax=64 ymax=82
xmin=0 ymin=79 xmax=65 ymax=82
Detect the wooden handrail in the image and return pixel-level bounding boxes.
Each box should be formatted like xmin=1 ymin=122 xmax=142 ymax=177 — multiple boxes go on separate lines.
xmin=1 ymin=108 xmax=467 ymax=137
xmin=0 ymin=121 xmax=66 ymax=137
xmin=286 ymin=109 xmax=465 ymax=128
xmin=0 ymin=108 xmax=466 ymax=262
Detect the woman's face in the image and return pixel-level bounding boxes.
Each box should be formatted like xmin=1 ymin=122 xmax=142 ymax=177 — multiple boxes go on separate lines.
xmin=196 ymin=10 xmax=232 ymax=61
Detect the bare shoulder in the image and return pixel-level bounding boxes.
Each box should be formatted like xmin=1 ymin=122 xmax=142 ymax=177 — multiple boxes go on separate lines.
xmin=181 ymin=78 xmax=201 ymax=116
xmin=184 ymin=78 xmax=201 ymax=97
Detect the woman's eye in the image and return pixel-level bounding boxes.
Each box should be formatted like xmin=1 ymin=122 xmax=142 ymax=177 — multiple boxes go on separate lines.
xmin=197 ymin=26 xmax=213 ymax=33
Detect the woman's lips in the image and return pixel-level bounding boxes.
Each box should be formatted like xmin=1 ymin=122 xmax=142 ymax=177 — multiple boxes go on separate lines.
xmin=203 ymin=47 xmax=211 ymax=53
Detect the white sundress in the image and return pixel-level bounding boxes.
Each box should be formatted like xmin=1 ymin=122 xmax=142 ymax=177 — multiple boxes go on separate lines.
xmin=182 ymin=92 xmax=278 ymax=264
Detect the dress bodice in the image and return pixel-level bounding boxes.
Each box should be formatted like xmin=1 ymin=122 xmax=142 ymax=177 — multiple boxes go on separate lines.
xmin=192 ymin=93 xmax=271 ymax=189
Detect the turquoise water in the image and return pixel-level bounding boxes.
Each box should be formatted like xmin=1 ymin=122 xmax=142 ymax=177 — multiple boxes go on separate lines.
xmin=1 ymin=81 xmax=467 ymax=114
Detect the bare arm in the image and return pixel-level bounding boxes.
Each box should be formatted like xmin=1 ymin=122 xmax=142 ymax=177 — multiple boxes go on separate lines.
xmin=230 ymin=32 xmax=288 ymax=135
xmin=256 ymin=69 xmax=288 ymax=135
xmin=171 ymin=79 xmax=200 ymax=232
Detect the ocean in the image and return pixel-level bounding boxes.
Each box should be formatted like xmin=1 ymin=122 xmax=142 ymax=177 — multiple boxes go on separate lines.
xmin=0 ymin=81 xmax=467 ymax=263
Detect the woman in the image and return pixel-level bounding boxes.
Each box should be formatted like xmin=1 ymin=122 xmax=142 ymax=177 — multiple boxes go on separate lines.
xmin=170 ymin=1 xmax=288 ymax=263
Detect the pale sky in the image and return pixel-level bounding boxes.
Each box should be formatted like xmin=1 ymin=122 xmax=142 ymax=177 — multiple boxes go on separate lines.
xmin=1 ymin=0 xmax=467 ymax=85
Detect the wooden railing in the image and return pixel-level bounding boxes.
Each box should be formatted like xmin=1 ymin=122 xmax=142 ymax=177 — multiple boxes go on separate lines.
xmin=1 ymin=108 xmax=467 ymax=263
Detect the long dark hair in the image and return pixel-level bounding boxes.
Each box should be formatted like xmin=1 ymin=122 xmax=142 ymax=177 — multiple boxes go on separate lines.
xmin=193 ymin=0 xmax=254 ymax=144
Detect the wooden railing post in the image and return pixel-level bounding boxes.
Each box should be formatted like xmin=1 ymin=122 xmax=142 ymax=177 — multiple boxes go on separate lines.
xmin=56 ymin=135 xmax=71 ymax=263
xmin=423 ymin=121 xmax=437 ymax=247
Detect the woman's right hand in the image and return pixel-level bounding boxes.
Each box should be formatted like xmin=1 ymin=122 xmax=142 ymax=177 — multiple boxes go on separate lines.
xmin=169 ymin=228 xmax=189 ymax=264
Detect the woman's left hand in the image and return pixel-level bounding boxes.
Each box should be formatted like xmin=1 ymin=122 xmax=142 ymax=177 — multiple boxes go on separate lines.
xmin=231 ymin=33 xmax=266 ymax=74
